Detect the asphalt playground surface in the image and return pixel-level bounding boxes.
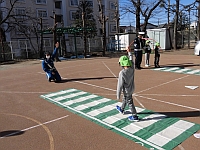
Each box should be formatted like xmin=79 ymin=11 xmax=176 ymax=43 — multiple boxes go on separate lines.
xmin=0 ymin=50 xmax=200 ymax=150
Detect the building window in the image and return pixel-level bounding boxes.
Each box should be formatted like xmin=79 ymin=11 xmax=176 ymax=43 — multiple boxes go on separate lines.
xmin=76 ymin=37 xmax=81 ymax=45
xmin=110 ymin=24 xmax=116 ymax=32
xmin=87 ymin=1 xmax=93 ymax=7
xmin=109 ymin=13 xmax=115 ymax=21
xmin=55 ymin=1 xmax=61 ymax=9
xmin=80 ymin=0 xmax=93 ymax=7
xmin=15 ymin=8 xmax=26 ymax=16
xmin=70 ymin=11 xmax=77 ymax=20
xmin=70 ymin=0 xmax=78 ymax=6
xmin=18 ymin=39 xmax=31 ymax=49
xmin=42 ymin=24 xmax=49 ymax=30
xmin=36 ymin=0 xmax=47 ymax=4
xmin=37 ymin=9 xmax=47 ymax=18
xmin=16 ymin=24 xmax=30 ymax=35
xmin=55 ymin=15 xmax=62 ymax=23
xmin=110 ymin=2 xmax=116 ymax=10
xmin=43 ymin=39 xmax=51 ymax=47
xmin=16 ymin=0 xmax=25 ymax=2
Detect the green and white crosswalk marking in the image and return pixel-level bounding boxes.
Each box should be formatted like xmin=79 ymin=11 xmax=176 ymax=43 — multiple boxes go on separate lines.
xmin=40 ymin=89 xmax=200 ymax=150
xmin=152 ymin=67 xmax=200 ymax=75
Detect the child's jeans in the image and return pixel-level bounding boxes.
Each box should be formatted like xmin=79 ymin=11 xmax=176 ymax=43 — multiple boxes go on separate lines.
xmin=121 ymin=95 xmax=137 ymax=115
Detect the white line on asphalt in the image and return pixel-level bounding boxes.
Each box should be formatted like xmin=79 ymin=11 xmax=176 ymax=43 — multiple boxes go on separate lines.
xmin=137 ymin=94 xmax=200 ymax=97
xmin=137 ymin=95 xmax=200 ymax=111
xmin=102 ymin=61 xmax=118 ymax=79
xmin=135 ymin=75 xmax=190 ymax=94
xmin=0 ymin=115 xmax=69 ymax=139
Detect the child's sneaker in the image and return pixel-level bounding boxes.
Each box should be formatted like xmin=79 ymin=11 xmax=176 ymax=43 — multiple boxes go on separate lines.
xmin=128 ymin=115 xmax=139 ymax=121
xmin=116 ymin=105 xmax=124 ymax=114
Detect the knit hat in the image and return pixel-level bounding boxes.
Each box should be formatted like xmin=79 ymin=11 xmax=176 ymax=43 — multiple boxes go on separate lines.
xmin=119 ymin=55 xmax=132 ymax=67
xmin=146 ymin=40 xmax=150 ymax=44
xmin=155 ymin=42 xmax=160 ymax=46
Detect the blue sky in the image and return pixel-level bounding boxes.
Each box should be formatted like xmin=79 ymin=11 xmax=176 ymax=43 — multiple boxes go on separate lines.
xmin=119 ymin=0 xmax=198 ymax=26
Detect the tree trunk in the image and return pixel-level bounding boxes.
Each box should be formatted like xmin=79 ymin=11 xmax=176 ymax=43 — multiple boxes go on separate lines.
xmin=173 ymin=0 xmax=179 ymax=50
xmin=135 ymin=0 xmax=141 ymax=34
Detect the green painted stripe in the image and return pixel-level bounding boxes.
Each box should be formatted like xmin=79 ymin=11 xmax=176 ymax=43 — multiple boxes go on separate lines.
xmin=42 ymin=95 xmax=164 ymax=149
xmin=42 ymin=89 xmax=79 ymax=98
xmin=79 ymin=100 xmax=116 ymax=112
xmin=163 ymin=124 xmax=200 ymax=149
xmin=152 ymin=67 xmax=200 ymax=76
xmin=133 ymin=117 xmax=179 ymax=140
xmin=67 ymin=97 xmax=108 ymax=108
xmin=58 ymin=93 xmax=92 ymax=103
xmin=40 ymin=89 xmax=200 ymax=150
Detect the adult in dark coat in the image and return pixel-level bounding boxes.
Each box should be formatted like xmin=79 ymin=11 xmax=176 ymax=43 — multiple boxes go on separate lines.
xmin=133 ymin=32 xmax=145 ymax=69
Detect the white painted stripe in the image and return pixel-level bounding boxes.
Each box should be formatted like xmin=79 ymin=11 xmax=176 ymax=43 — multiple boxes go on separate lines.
xmin=63 ymin=94 xmax=98 ymax=105
xmin=102 ymin=107 xmax=145 ymax=124
xmin=74 ymin=98 xmax=111 ymax=111
xmin=86 ymin=102 xmax=121 ymax=117
xmin=186 ymin=69 xmax=200 ymax=74
xmin=153 ymin=68 xmax=166 ymax=71
xmin=53 ymin=91 xmax=87 ymax=101
xmin=122 ymin=113 xmax=166 ymax=134
xmin=44 ymin=89 xmax=77 ymax=98
xmin=162 ymin=67 xmax=180 ymax=71
xmin=147 ymin=120 xmax=194 ymax=147
xmin=174 ymin=68 xmax=191 ymax=73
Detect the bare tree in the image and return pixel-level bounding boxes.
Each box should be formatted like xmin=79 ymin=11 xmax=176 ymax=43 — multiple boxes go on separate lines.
xmin=121 ymin=0 xmax=164 ymax=34
xmin=74 ymin=0 xmax=97 ymax=57
xmin=0 ymin=0 xmax=42 ymax=58
xmin=161 ymin=0 xmax=196 ymax=49
xmin=140 ymin=0 xmax=164 ymax=32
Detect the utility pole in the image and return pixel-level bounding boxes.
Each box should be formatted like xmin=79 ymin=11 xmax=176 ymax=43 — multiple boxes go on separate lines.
xmin=0 ymin=28 xmax=5 ymax=61
xmin=115 ymin=2 xmax=120 ymax=51
xmin=61 ymin=21 xmax=67 ymax=57
xmin=167 ymin=0 xmax=172 ymax=49
xmin=82 ymin=0 xmax=87 ymax=58
xmin=51 ymin=11 xmax=60 ymax=61
xmin=188 ymin=8 xmax=191 ymax=49
xmin=98 ymin=0 xmax=108 ymax=56
xmin=39 ymin=18 xmax=43 ymax=58
xmin=197 ymin=0 xmax=200 ymax=40
xmin=52 ymin=11 xmax=57 ymax=48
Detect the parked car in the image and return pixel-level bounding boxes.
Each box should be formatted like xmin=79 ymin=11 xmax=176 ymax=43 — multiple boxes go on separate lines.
xmin=194 ymin=41 xmax=200 ymax=56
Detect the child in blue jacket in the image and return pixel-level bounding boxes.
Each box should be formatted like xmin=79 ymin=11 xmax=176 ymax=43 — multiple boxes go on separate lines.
xmin=42 ymin=42 xmax=61 ymax=82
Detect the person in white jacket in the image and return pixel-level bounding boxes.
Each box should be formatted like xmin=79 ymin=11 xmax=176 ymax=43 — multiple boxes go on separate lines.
xmin=116 ymin=48 xmax=139 ymax=121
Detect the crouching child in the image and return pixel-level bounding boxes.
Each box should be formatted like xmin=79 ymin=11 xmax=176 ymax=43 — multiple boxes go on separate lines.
xmin=42 ymin=42 xmax=62 ymax=82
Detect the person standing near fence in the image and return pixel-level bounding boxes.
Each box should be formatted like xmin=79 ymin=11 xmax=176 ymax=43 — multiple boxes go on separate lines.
xmin=133 ymin=32 xmax=145 ymax=69
xmin=154 ymin=42 xmax=161 ymax=68
xmin=144 ymin=40 xmax=151 ymax=67
xmin=42 ymin=42 xmax=62 ymax=82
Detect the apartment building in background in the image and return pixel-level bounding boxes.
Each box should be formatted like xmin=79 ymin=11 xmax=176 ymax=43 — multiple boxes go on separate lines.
xmin=0 ymin=0 xmax=119 ymax=58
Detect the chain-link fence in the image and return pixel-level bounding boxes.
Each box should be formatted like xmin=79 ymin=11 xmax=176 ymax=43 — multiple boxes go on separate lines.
xmin=0 ymin=40 xmax=39 ymax=62
xmin=0 ymin=36 xmax=105 ymax=61
xmin=1 ymin=29 xmax=197 ymax=62
xmin=177 ymin=28 xmax=197 ymax=49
